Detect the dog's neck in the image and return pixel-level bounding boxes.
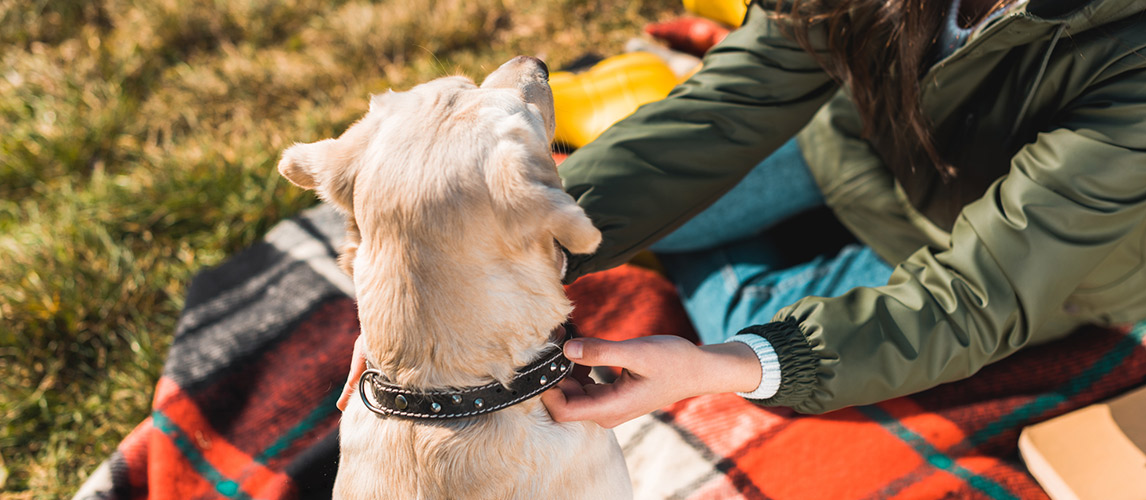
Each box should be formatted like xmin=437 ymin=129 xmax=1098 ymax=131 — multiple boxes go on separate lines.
xmin=353 ymin=235 xmax=571 ymax=391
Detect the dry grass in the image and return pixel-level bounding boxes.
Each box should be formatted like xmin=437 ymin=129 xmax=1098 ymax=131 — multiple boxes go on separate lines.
xmin=0 ymin=0 xmax=678 ymax=496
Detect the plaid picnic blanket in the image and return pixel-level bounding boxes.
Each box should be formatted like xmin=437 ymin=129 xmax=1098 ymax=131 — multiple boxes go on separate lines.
xmin=75 ymin=203 xmax=1146 ymax=500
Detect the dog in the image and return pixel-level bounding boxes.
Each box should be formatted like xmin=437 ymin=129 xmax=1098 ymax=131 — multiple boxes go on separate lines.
xmin=277 ymin=56 xmax=632 ymax=499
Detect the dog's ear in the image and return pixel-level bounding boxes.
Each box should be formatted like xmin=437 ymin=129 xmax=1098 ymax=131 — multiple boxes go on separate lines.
xmin=487 ymin=139 xmax=601 ymax=255
xmin=278 ymin=138 xmax=356 ymax=212
xmin=278 ymin=139 xmax=334 ymax=189
xmin=537 ymin=181 xmax=602 ymax=255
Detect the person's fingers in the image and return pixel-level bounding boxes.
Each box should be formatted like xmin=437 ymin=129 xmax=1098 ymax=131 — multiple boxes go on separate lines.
xmin=540 ymin=386 xmax=568 ymax=420
xmin=570 ymin=363 xmax=594 ymax=386
xmin=336 ymin=336 xmax=368 ymax=411
xmin=542 ymin=377 xmax=589 ymax=421
xmin=582 ymin=381 xmax=616 ymax=398
xmin=563 ymin=337 xmax=649 ymax=372
xmin=543 ymin=376 xmax=625 ymax=424
xmin=556 ymin=376 xmax=589 ymax=398
xmin=558 ymin=385 xmax=636 ymax=428
xmin=549 ymin=375 xmax=645 ymax=427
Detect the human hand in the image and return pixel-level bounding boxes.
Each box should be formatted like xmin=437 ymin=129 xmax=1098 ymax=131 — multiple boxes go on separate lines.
xmin=541 ymin=335 xmax=761 ymax=428
xmin=336 ymin=334 xmax=368 ymax=411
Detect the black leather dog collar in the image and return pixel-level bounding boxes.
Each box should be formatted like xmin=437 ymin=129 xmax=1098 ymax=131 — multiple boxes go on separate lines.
xmin=358 ymin=323 xmax=577 ymax=420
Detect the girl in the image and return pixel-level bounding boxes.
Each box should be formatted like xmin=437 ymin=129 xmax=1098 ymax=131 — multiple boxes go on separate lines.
xmin=540 ymin=0 xmax=1146 ymax=426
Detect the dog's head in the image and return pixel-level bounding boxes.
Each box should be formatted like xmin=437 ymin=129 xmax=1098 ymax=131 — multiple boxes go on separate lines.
xmin=278 ymin=56 xmax=599 ymax=276
xmin=276 ymin=57 xmax=600 ymax=385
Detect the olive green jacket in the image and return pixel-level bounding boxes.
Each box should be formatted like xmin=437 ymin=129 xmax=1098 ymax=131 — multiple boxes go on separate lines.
xmin=559 ymin=0 xmax=1146 ymax=413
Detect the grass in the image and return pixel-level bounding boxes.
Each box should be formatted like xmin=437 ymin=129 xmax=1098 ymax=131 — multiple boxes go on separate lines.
xmin=0 ymin=0 xmax=679 ymax=496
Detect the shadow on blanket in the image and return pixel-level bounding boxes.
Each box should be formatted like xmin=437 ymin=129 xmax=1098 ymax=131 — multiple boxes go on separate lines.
xmin=75 ymin=204 xmax=1146 ymax=500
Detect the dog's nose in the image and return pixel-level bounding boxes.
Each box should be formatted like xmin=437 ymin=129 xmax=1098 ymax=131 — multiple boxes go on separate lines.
xmin=514 ymin=55 xmax=549 ymax=80
xmin=533 ymin=58 xmax=549 ymax=80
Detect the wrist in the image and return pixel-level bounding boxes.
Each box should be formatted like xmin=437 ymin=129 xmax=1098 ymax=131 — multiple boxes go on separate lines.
xmin=697 ymin=341 xmax=764 ymax=395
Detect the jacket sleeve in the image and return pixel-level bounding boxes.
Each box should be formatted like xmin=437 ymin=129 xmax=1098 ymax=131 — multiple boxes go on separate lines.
xmin=559 ymin=2 xmax=837 ymax=281
xmin=754 ymin=65 xmax=1146 ymax=414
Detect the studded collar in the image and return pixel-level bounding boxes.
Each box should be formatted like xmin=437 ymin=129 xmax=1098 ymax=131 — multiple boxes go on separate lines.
xmin=358 ymin=323 xmax=576 ymax=420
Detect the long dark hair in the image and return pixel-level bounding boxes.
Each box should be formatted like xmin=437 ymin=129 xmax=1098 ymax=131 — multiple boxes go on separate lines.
xmin=778 ymin=0 xmax=1008 ymax=181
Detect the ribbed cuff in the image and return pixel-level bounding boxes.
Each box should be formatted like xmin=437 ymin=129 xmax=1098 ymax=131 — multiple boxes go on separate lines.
xmin=735 ymin=319 xmax=817 ymax=408
xmin=724 ymin=334 xmax=781 ymax=399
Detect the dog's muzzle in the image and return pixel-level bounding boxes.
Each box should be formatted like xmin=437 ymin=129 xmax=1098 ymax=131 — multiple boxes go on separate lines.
xmin=358 ymin=323 xmax=577 ymax=420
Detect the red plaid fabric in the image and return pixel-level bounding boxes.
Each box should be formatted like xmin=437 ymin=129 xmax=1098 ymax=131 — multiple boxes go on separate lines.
xmin=75 ymin=205 xmax=1146 ymax=500
xmin=586 ymin=265 xmax=1146 ymax=500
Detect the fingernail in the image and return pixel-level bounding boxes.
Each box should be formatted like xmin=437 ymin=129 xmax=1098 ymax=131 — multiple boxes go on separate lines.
xmin=565 ymin=340 xmax=583 ymax=359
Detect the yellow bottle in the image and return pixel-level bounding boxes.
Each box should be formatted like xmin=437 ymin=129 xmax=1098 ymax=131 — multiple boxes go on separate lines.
xmin=550 ymin=52 xmax=678 ymax=149
xmin=682 ymin=0 xmax=748 ymax=27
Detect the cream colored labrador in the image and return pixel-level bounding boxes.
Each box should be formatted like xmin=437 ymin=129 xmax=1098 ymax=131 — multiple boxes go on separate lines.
xmin=277 ymin=57 xmax=632 ymax=500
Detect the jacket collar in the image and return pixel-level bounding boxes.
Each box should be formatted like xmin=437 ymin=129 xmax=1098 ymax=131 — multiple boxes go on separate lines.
xmin=1027 ymin=0 xmax=1144 ymax=29
xmin=964 ymin=0 xmax=1142 ymax=51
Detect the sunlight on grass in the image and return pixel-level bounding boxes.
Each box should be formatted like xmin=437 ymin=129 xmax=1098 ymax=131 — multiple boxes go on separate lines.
xmin=0 ymin=0 xmax=676 ymax=496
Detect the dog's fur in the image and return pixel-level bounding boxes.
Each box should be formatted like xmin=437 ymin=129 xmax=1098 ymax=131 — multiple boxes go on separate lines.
xmin=278 ymin=57 xmax=631 ymax=500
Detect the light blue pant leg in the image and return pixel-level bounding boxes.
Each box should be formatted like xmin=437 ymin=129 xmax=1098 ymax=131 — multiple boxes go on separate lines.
xmin=662 ymin=241 xmax=894 ymax=345
xmin=722 ymin=244 xmax=892 ymax=344
xmin=651 ymin=138 xmax=895 ymax=345
xmin=650 ymin=138 xmax=824 ymax=253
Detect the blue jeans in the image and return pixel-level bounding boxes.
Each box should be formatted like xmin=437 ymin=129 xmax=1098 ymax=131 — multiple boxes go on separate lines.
xmin=651 ymin=139 xmax=895 ymax=345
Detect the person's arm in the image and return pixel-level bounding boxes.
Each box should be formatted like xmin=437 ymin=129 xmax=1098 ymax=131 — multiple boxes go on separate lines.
xmin=753 ymin=65 xmax=1146 ymax=413
xmin=544 ymin=65 xmax=1146 ymax=424
xmin=560 ymin=1 xmax=837 ymax=281
xmin=541 ymin=335 xmax=763 ymax=428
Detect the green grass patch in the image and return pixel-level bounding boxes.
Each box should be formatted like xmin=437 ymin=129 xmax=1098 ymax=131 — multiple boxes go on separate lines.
xmin=0 ymin=0 xmax=677 ymax=496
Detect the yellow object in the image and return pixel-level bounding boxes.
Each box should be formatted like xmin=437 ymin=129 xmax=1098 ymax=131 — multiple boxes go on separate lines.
xmin=550 ymin=52 xmax=678 ymax=148
xmin=682 ymin=0 xmax=748 ymax=27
